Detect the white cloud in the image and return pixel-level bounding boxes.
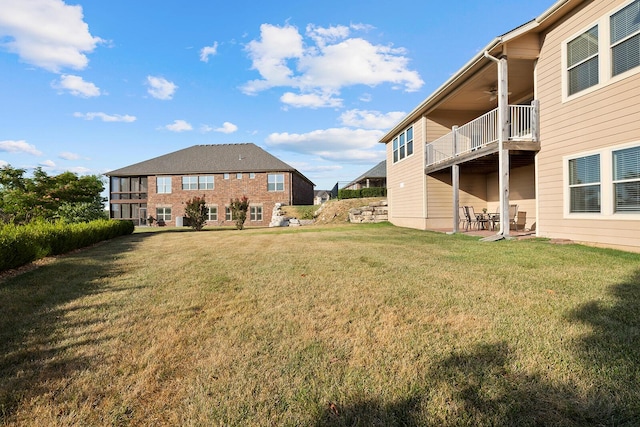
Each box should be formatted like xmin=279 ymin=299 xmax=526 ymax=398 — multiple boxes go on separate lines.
xmin=339 ymin=109 xmax=406 ymax=130
xmin=215 ymin=122 xmax=238 ymax=134
xmin=280 ymin=91 xmax=342 ymax=109
xmin=0 ymin=139 xmax=42 ymax=155
xmin=0 ymin=160 xmax=8 ymax=167
xmin=59 ymin=151 xmax=80 ymax=160
xmin=52 ymin=74 xmax=100 ymax=97
xmin=39 ymin=159 xmax=56 ymax=168
xmin=146 ymin=76 xmax=177 ymax=100
xmin=0 ymin=0 xmax=103 ymax=72
xmin=164 ymin=119 xmax=192 ymax=132
xmin=68 ymin=166 xmax=91 ymax=174
xmin=200 ymin=42 xmax=218 ymax=62
xmin=241 ymin=23 xmax=423 ymax=103
xmin=265 ymin=127 xmax=384 ymax=162
xmin=73 ymin=112 xmax=136 ymax=122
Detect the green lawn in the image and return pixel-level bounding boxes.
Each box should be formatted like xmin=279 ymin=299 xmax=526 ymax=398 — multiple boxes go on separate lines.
xmin=1 ymin=223 xmax=639 ymax=426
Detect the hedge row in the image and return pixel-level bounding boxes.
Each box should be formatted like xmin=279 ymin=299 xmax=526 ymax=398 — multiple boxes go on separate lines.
xmin=338 ymin=187 xmax=387 ymax=200
xmin=0 ymin=219 xmax=135 ymax=273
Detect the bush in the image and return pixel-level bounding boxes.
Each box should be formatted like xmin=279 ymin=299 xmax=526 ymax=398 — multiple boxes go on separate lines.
xmin=338 ymin=187 xmax=386 ymax=199
xmin=230 ymin=196 xmax=249 ymax=230
xmin=0 ymin=219 xmax=134 ymax=272
xmin=184 ymin=195 xmax=207 ymax=231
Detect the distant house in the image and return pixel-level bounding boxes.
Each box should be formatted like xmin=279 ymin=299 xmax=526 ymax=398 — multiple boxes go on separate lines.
xmin=105 ymin=144 xmax=314 ymax=226
xmin=314 ymin=190 xmax=331 ymax=205
xmin=381 ymin=0 xmax=640 ymax=252
xmin=342 ymin=160 xmax=387 ymax=190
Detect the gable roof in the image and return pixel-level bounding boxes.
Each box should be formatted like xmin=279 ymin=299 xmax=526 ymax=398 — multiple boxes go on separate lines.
xmin=344 ymin=160 xmax=387 ymax=188
xmin=106 ymin=144 xmax=312 ymax=184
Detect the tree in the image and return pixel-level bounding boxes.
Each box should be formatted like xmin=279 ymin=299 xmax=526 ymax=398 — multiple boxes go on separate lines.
xmin=229 ymin=196 xmax=249 ymax=230
xmin=0 ymin=165 xmax=106 ymax=224
xmin=184 ymin=195 xmax=207 ymax=231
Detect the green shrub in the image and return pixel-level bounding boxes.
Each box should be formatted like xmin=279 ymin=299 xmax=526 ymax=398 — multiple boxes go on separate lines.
xmin=0 ymin=219 xmax=134 ymax=272
xmin=338 ymin=187 xmax=386 ymax=199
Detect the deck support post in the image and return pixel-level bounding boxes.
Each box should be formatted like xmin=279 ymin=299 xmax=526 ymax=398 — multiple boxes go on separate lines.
xmin=452 ymin=126 xmax=459 ymax=233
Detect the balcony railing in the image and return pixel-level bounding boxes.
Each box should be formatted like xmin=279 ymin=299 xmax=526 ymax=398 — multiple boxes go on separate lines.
xmin=426 ymin=103 xmax=539 ymax=167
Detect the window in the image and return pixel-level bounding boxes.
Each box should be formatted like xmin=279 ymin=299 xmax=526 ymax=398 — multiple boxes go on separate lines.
xmin=225 ymin=206 xmax=232 ymax=221
xmin=250 ymin=206 xmax=263 ymax=221
xmin=611 ymin=0 xmax=640 ymax=76
xmin=392 ymin=126 xmax=414 ymax=163
xmin=207 ymin=206 xmax=218 ymax=221
xmin=156 ymin=207 xmax=172 ymax=221
xmin=183 ymin=176 xmax=214 ymax=190
xmin=224 ymin=173 xmax=230 ymax=180
xmin=567 ymin=26 xmax=599 ymax=96
xmin=237 ymin=173 xmax=243 ymax=179
xmin=157 ymin=177 xmax=171 ymax=194
xmin=569 ymin=154 xmax=601 ymax=213
xmin=182 ymin=176 xmax=198 ymax=190
xmin=268 ymin=173 xmax=284 ymax=191
xmin=199 ymin=176 xmax=214 ymax=190
xmin=249 ymin=172 xmax=255 ymax=179
xmin=613 ymin=146 xmax=640 ymax=212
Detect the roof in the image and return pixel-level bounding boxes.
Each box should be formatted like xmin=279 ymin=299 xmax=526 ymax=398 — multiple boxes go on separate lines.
xmin=380 ymin=0 xmax=583 ymax=143
xmin=344 ymin=160 xmax=386 ymax=188
xmin=105 ymin=144 xmax=313 ymax=184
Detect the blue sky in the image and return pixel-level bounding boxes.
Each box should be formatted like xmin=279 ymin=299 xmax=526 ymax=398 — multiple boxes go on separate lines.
xmin=1 ymin=0 xmax=552 ymax=191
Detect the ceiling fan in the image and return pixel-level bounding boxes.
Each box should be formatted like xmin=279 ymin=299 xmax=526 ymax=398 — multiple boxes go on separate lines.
xmin=482 ymin=88 xmax=511 ymax=101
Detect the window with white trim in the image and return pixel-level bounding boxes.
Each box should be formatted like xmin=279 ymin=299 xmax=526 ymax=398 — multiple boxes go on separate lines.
xmin=225 ymin=206 xmax=232 ymax=221
xmin=568 ymin=154 xmax=601 ymax=213
xmin=267 ymin=173 xmax=284 ymax=191
xmin=249 ymin=172 xmax=255 ymax=179
xmin=392 ymin=126 xmax=413 ymax=163
xmin=611 ymin=0 xmax=640 ymax=77
xmin=567 ymin=26 xmax=599 ymax=96
xmin=156 ymin=207 xmax=172 ymax=221
xmin=182 ymin=176 xmax=198 ymax=190
xmin=199 ymin=176 xmax=214 ymax=190
xmin=236 ymin=173 xmax=243 ymax=179
xmin=207 ymin=206 xmax=218 ymax=221
xmin=224 ymin=173 xmax=230 ymax=180
xmin=250 ymin=206 xmax=263 ymax=221
xmin=156 ymin=177 xmax=171 ymax=194
xmin=613 ymin=145 xmax=640 ymax=212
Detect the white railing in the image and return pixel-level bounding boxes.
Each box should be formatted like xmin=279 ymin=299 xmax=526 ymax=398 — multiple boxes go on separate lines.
xmin=425 ymin=103 xmax=538 ymax=167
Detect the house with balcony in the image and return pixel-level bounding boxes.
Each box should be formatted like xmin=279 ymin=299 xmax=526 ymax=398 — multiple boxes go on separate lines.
xmin=342 ymin=160 xmax=387 ymax=191
xmin=105 ymin=143 xmax=314 ymax=227
xmin=381 ymin=0 xmax=640 ymax=252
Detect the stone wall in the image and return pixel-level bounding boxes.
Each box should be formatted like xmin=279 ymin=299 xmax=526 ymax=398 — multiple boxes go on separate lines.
xmin=348 ymin=200 xmax=388 ymax=223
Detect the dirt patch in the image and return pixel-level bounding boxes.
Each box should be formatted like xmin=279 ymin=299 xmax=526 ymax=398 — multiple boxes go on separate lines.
xmin=313 ymin=197 xmax=386 ymax=225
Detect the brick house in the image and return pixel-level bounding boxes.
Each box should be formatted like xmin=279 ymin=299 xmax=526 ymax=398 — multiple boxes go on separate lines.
xmin=105 ymin=144 xmax=314 ymax=227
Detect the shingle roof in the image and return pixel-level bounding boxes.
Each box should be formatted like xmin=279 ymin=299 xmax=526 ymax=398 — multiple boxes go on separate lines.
xmin=105 ymin=144 xmax=306 ymax=179
xmin=345 ymin=160 xmax=387 ymax=187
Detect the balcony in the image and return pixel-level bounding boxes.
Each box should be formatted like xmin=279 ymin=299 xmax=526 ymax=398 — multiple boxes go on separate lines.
xmin=425 ymin=103 xmax=539 ymax=171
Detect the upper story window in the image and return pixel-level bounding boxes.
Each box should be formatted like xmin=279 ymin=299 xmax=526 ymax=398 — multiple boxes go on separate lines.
xmin=613 ymin=145 xmax=640 ymax=212
xmin=224 ymin=173 xmax=230 ymax=180
xmin=249 ymin=172 xmax=256 ymax=179
xmin=567 ymin=26 xmax=599 ymax=96
xmin=611 ymin=0 xmax=640 ymax=76
xmin=392 ymin=126 xmax=414 ymax=163
xmin=237 ymin=173 xmax=243 ymax=179
xmin=157 ymin=177 xmax=171 ymax=194
xmin=182 ymin=176 xmax=214 ymax=190
xmin=268 ymin=173 xmax=284 ymax=191
xmin=568 ymin=154 xmax=601 ymax=213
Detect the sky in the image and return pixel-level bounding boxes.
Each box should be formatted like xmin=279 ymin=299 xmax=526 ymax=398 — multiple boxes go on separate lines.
xmin=0 ymin=0 xmax=553 ymax=191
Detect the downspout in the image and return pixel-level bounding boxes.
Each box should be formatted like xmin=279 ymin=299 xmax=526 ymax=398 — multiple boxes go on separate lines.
xmin=483 ymin=51 xmax=510 ymax=237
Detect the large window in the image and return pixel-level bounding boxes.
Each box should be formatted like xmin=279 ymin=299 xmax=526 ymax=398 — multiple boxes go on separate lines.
xmin=392 ymin=126 xmax=413 ymax=163
xmin=567 ymin=26 xmax=599 ymax=96
xmin=207 ymin=206 xmax=218 ymax=221
xmin=569 ymin=154 xmax=601 ymax=213
xmin=268 ymin=173 xmax=284 ymax=191
xmin=611 ymin=0 xmax=640 ymax=76
xmin=157 ymin=177 xmax=171 ymax=194
xmin=613 ymin=146 xmax=640 ymax=212
xmin=250 ymin=206 xmax=263 ymax=221
xmin=182 ymin=175 xmax=214 ymax=190
xmin=156 ymin=207 xmax=172 ymax=221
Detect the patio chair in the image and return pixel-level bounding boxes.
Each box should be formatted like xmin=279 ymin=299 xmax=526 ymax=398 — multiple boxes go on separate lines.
xmin=459 ymin=206 xmax=470 ymax=230
xmin=489 ymin=208 xmax=500 ymax=230
xmin=508 ymin=204 xmax=519 ymax=230
xmin=466 ymin=206 xmax=488 ymax=230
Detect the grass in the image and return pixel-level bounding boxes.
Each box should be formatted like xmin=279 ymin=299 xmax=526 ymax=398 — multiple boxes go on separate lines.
xmin=1 ymin=223 xmax=639 ymax=426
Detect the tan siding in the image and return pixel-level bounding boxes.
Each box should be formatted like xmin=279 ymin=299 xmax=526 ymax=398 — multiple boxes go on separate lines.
xmin=387 ymin=118 xmax=426 ymax=227
xmin=536 ymin=0 xmax=640 ymax=250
